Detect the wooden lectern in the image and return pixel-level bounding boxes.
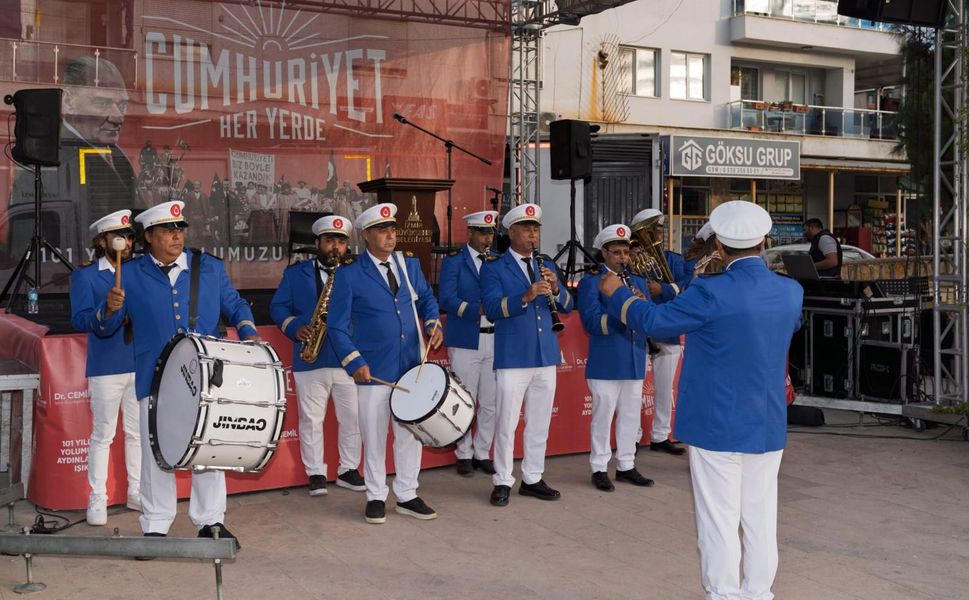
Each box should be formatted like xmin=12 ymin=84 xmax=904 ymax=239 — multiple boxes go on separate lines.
xmin=357 ymin=178 xmax=454 ymax=268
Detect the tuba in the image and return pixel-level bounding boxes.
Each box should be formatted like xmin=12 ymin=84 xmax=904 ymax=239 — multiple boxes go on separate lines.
xmin=300 ymin=262 xmax=339 ymax=363
xmin=629 ymin=214 xmax=675 ymax=283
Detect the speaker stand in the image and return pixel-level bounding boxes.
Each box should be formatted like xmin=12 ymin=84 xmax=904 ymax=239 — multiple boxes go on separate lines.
xmin=0 ymin=165 xmax=74 ymax=313
xmin=552 ymin=177 xmax=597 ymax=282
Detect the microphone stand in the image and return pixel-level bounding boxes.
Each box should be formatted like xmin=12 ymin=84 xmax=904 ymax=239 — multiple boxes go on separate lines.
xmin=392 ymin=113 xmax=492 ymax=249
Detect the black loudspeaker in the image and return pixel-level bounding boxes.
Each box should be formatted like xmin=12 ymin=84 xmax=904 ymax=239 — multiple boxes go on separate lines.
xmin=7 ymin=88 xmax=62 ymax=167
xmin=549 ymin=119 xmax=593 ymax=180
xmin=857 ymin=342 xmax=915 ymax=403
xmin=837 ymin=0 xmax=946 ymax=28
xmin=810 ymin=313 xmax=853 ymax=398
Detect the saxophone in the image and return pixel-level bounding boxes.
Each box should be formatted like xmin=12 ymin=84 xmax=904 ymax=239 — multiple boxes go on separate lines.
xmin=300 ymin=262 xmax=338 ymax=363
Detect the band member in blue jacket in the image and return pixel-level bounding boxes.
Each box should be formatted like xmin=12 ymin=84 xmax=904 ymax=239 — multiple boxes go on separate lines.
xmin=70 ymin=210 xmax=140 ymax=526
xmin=600 ymin=201 xmax=803 ymax=600
xmin=439 ymin=210 xmax=500 ymax=477
xmin=631 ymin=208 xmax=692 ymax=456
xmin=99 ymin=200 xmax=259 ymax=549
xmin=577 ymin=224 xmax=655 ymax=492
xmin=326 ymin=203 xmax=443 ymax=525
xmin=480 ymin=203 xmax=573 ymax=507
xmin=270 ymin=214 xmax=365 ymax=497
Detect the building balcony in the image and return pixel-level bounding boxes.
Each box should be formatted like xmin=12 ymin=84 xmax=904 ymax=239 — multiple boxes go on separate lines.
xmin=727 ymin=100 xmax=897 ymax=140
xmin=733 ymin=0 xmax=892 ymax=31
xmin=0 ymin=38 xmax=137 ymax=86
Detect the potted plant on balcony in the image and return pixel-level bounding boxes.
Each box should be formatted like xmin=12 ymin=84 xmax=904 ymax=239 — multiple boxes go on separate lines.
xmin=752 ymin=100 xmax=768 ymax=111
xmin=780 ymin=101 xmax=794 ymax=112
xmin=794 ymin=103 xmax=809 ymax=113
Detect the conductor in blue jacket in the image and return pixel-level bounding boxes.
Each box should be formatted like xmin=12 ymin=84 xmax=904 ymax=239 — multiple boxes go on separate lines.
xmin=577 ymin=224 xmax=655 ymax=493
xmin=70 ymin=209 xmax=141 ymax=527
xmin=325 ymin=203 xmax=443 ymax=525
xmin=480 ymin=203 xmax=573 ymax=507
xmin=270 ymin=214 xmax=365 ymax=497
xmin=438 ymin=210 xmax=500 ymax=477
xmin=100 ymin=200 xmax=259 ymax=547
xmin=599 ymin=201 xmax=803 ymax=600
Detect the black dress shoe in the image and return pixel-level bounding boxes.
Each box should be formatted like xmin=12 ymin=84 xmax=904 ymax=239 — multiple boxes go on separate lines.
xmin=308 ymin=474 xmax=328 ymax=496
xmin=490 ymin=485 xmax=511 ymax=507
xmin=616 ymin=467 xmax=655 ymax=487
xmin=396 ymin=497 xmax=437 ymax=520
xmin=198 ymin=522 xmax=241 ymax=550
xmin=519 ymin=479 xmax=561 ymax=501
xmin=135 ymin=532 xmax=166 ymax=561
xmin=591 ymin=471 xmax=615 ymax=492
xmin=365 ymin=500 xmax=386 ymax=524
xmin=335 ymin=469 xmax=367 ymax=491
xmin=472 ymin=458 xmax=496 ymax=474
xmin=649 ymin=439 xmax=686 ymax=456
xmin=456 ymin=459 xmax=473 ymax=477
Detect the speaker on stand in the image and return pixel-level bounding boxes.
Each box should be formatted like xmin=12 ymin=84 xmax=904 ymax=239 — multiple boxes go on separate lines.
xmin=549 ymin=119 xmax=599 ymax=282
xmin=0 ymin=88 xmax=74 ymax=314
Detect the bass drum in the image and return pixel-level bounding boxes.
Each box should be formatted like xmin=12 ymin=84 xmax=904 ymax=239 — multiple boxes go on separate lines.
xmin=149 ymin=334 xmax=286 ymax=472
xmin=390 ymin=363 xmax=475 ymax=448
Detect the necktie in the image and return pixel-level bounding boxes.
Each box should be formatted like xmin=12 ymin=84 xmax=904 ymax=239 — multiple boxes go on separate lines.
xmin=522 ymin=257 xmax=535 ymax=282
xmin=477 ymin=253 xmax=487 ymax=262
xmin=159 ymin=264 xmax=176 ymax=275
xmin=381 ymin=261 xmax=400 ymax=294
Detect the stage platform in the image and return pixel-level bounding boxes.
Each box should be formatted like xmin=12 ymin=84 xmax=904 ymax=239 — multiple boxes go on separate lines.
xmin=0 ymin=409 xmax=965 ymax=600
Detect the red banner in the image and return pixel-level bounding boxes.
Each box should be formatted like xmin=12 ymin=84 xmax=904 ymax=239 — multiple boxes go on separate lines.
xmin=3 ymin=311 xmax=676 ymax=511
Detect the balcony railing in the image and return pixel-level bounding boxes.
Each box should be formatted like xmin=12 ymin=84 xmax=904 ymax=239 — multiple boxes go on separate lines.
xmin=733 ymin=0 xmax=894 ymax=32
xmin=0 ymin=38 xmax=138 ymax=87
xmin=727 ymin=99 xmax=897 ymax=139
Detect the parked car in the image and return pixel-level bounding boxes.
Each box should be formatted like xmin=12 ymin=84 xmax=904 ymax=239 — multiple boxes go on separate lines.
xmin=764 ymin=243 xmax=876 ymax=272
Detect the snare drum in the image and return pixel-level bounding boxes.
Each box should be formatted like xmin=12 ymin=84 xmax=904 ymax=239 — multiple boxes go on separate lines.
xmin=390 ymin=363 xmax=475 ymax=448
xmin=149 ymin=334 xmax=286 ymax=472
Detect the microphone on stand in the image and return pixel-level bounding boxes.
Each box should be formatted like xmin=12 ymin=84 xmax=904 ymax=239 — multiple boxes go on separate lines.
xmin=392 ymin=113 xmax=406 ymax=123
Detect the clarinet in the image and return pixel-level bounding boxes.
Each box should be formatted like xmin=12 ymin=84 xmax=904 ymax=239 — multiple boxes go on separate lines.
xmin=532 ymin=245 xmax=565 ymax=332
xmin=619 ymin=263 xmax=660 ymax=355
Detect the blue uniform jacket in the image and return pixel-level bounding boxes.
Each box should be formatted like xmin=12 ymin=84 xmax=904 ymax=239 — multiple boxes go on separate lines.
xmin=70 ymin=258 xmax=135 ymax=377
xmin=326 ymin=252 xmax=440 ymax=384
xmin=439 ymin=245 xmax=499 ymax=350
xmin=577 ymin=266 xmax=650 ymax=381
xmin=269 ymin=259 xmax=343 ymax=372
xmin=650 ymin=250 xmax=694 ymax=344
xmin=97 ymin=250 xmax=258 ymax=399
xmin=481 ymin=250 xmax=574 ymax=369
xmin=607 ymin=256 xmax=803 ymax=453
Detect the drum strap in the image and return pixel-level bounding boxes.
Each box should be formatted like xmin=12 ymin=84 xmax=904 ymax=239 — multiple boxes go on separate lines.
xmin=189 ymin=249 xmax=202 ymax=330
xmin=394 ymin=251 xmax=426 ymax=361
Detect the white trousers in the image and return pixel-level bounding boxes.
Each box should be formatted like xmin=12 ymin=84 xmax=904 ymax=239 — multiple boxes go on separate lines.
xmin=292 ymin=367 xmax=361 ymax=477
xmin=357 ymin=385 xmax=422 ymax=503
xmin=650 ymin=342 xmax=682 ymax=442
xmin=138 ymin=398 xmax=226 ymax=534
xmin=587 ymin=379 xmax=644 ymax=473
xmin=492 ymin=366 xmax=556 ymax=487
xmin=87 ymin=373 xmax=141 ymax=499
xmin=689 ymin=446 xmax=784 ymax=600
xmin=449 ymin=334 xmax=497 ymax=460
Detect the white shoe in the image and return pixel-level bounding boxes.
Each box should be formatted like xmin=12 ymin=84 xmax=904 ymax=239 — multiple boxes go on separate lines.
xmin=86 ymin=495 xmax=107 ymax=526
xmin=126 ymin=494 xmax=143 ymax=512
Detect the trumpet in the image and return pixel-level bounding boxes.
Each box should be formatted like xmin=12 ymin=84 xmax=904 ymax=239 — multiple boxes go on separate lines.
xmin=618 ymin=263 xmax=659 ymax=355
xmin=532 ymin=245 xmax=565 ymax=333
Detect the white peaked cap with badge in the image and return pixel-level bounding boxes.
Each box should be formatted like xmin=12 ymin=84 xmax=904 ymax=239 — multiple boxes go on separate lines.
xmin=631 ymin=208 xmax=664 ymax=228
xmin=313 ymin=214 xmax=353 ymax=237
xmin=355 ymin=202 xmax=397 ymax=230
xmin=695 ymin=222 xmax=715 ymax=242
xmin=593 ymin=223 xmax=631 ymax=250
xmin=90 ymin=209 xmax=134 ymax=235
xmin=709 ymin=201 xmax=772 ymax=248
xmin=464 ymin=210 xmax=499 ymax=228
xmin=134 ymin=200 xmax=188 ymax=229
xmin=502 ymin=203 xmax=542 ymax=229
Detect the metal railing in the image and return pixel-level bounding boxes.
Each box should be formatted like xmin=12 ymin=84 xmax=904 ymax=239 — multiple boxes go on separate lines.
xmin=0 ymin=38 xmax=137 ymax=86
xmin=732 ymin=0 xmax=894 ymax=32
xmin=726 ymin=99 xmax=897 ymax=139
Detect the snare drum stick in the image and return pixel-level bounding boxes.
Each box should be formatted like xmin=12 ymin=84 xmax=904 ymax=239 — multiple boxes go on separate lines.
xmin=415 ymin=322 xmax=439 ymax=381
xmin=112 ymin=237 xmax=126 ymax=288
xmin=370 ymin=376 xmax=411 ymax=394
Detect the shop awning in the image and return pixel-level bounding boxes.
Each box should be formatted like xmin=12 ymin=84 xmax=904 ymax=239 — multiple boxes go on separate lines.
xmin=800 ymin=157 xmax=910 ymax=174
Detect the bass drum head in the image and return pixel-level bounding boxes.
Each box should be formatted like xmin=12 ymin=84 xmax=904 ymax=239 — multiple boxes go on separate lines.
xmin=390 ymin=363 xmax=448 ymax=423
xmin=150 ymin=335 xmax=205 ymax=469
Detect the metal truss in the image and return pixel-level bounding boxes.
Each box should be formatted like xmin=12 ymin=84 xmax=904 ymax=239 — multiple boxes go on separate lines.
xmin=509 ymin=1 xmax=545 ymax=206
xmin=932 ymin=0 xmax=969 ymax=406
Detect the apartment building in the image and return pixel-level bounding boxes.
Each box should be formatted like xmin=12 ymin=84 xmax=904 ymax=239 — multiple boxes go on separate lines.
xmin=540 ymin=0 xmax=909 ymax=255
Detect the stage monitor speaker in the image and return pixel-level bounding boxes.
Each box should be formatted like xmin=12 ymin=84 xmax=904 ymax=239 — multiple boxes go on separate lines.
xmin=809 ymin=313 xmax=853 ymax=398
xmin=857 ymin=342 xmax=915 ymax=403
xmin=6 ymin=88 xmax=62 ymax=167
xmin=549 ymin=119 xmax=594 ymax=180
xmin=837 ymin=0 xmax=946 ymax=28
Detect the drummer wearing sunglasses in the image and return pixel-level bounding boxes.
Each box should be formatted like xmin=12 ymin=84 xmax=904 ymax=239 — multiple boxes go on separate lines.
xmin=98 ymin=200 xmax=259 ymax=554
